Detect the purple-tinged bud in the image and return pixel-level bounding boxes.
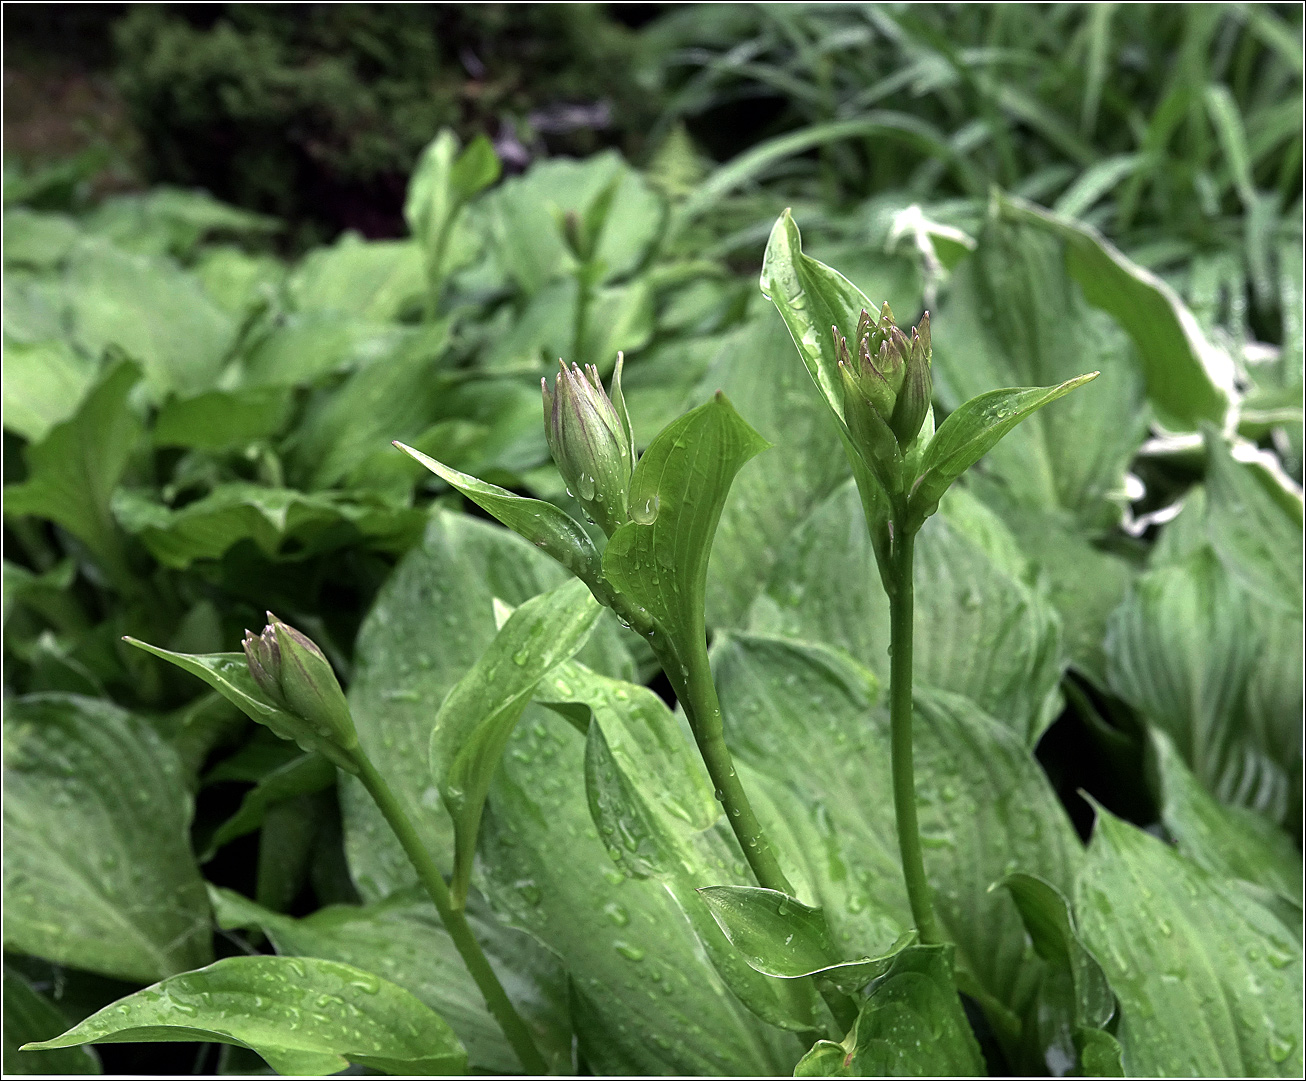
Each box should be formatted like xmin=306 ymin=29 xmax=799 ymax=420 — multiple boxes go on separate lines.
xmin=542 ymin=358 xmax=634 ymax=536
xmin=888 ymin=313 xmax=932 ymax=447
xmin=243 ymin=614 xmax=357 ymax=751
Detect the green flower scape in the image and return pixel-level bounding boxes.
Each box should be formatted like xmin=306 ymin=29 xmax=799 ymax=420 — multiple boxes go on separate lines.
xmin=4 ymin=17 xmax=1302 ymax=1076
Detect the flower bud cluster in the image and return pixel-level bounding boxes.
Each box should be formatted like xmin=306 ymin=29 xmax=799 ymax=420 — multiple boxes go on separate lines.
xmin=244 ymin=614 xmax=358 ymax=753
xmin=834 ymin=304 xmax=932 ymax=453
xmin=542 ymin=359 xmax=634 ymax=536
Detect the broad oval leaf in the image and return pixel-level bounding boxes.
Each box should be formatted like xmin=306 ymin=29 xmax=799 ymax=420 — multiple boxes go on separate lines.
xmin=602 ymin=392 xmax=769 ymax=684
xmin=341 ymin=510 xmax=633 ymax=901
xmin=210 ymin=885 xmax=570 ymax=1074
xmin=21 ymin=956 xmax=467 ymax=1077
xmin=3 ymin=694 xmax=212 ymax=983
xmin=543 ymin=660 xmax=823 ymax=1034
xmin=1105 ymin=548 xmax=1289 ymax=818
xmin=431 ymin=577 xmax=602 ymax=905
xmin=1151 ymin=729 xmax=1302 ymax=906
xmin=478 ymin=703 xmax=801 ymax=1075
xmin=795 ymin=945 xmax=985 ymax=1077
xmin=909 ymin=376 xmax=1099 ymax=527
xmin=1075 ymin=807 xmax=1303 ymax=1077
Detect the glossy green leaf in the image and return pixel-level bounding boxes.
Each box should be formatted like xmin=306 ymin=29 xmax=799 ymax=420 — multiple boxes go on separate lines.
xmin=405 ymin=131 xmax=500 ymax=291
xmin=1152 ymin=729 xmax=1302 ymax=905
xmin=795 ymin=946 xmax=985 ymax=1077
xmin=602 ymin=392 xmax=769 ymax=683
xmin=697 ymin=885 xmax=908 ymax=993
xmin=3 ymin=694 xmax=212 ymax=982
xmin=1075 ymin=807 xmax=1303 ymax=1077
xmin=536 ymin=659 xmax=823 ymax=1034
xmin=998 ymin=873 xmax=1122 ymax=1075
xmin=482 ymin=152 xmax=663 ymax=294
xmin=1203 ymin=428 xmax=1303 ymax=614
xmin=752 ymin=483 xmax=1063 ymax=743
xmin=342 ymin=510 xmax=633 ymax=900
xmin=153 ymin=386 xmax=292 ymax=451
xmin=995 ymin=193 xmax=1231 ymax=430
xmin=240 ymin=312 xmax=416 ymax=386
xmin=476 ymin=702 xmax=801 ymax=1075
xmin=22 ymin=956 xmax=467 ymax=1076
xmin=712 ymin=634 xmax=1085 ymax=1056
xmin=4 ymin=359 xmax=141 ymax=584
xmin=909 ymin=376 xmax=1099 ymax=526
xmin=759 ymin=208 xmax=877 ymax=432
xmin=211 ymin=886 xmax=570 ymax=1073
xmin=287 ymin=234 xmax=425 ymax=321
xmin=431 ymin=577 xmax=603 ymax=905
xmin=1105 ymin=548 xmax=1289 ymax=817
xmin=930 ymin=212 xmax=1147 ymax=529
xmin=695 ymin=310 xmax=851 ymax=629
xmin=1 ymin=337 xmax=97 ymax=442
xmin=66 ymin=237 xmax=236 ymax=399
xmin=203 ymin=752 xmax=338 ymax=860
xmin=123 ymin=639 xmax=359 ymax=772
xmin=3 ymin=967 xmax=100 ymax=1075
xmin=395 ymin=442 xmax=604 ymax=592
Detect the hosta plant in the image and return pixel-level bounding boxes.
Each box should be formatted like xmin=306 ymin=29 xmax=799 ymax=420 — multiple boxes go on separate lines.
xmin=17 ymin=210 xmax=1303 ymax=1078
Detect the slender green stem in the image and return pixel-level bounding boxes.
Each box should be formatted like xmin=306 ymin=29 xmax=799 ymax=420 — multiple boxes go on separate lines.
xmin=352 ymin=752 xmax=548 ymax=1075
xmin=681 ymin=638 xmax=859 ymax=1036
xmin=888 ymin=528 xmax=944 ymax=945
xmin=681 ymin=641 xmax=794 ymax=895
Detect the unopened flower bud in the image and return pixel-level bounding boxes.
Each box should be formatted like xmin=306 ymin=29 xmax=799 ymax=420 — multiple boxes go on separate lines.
xmin=888 ymin=313 xmax=932 ymax=446
xmin=542 ymin=358 xmax=634 ymax=536
xmin=243 ymin=614 xmax=357 ymax=751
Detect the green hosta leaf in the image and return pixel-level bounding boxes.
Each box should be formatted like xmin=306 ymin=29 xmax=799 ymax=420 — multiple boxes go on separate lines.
xmin=405 ymin=130 xmax=500 ymax=291
xmin=795 ymin=946 xmax=985 ymax=1077
xmin=4 ymin=359 xmax=141 ymax=584
xmin=2 ymin=207 xmax=82 ymax=269
xmin=602 ymin=392 xmax=769 ymax=686
xmin=696 ymin=310 xmax=851 ymax=629
xmin=541 ymin=659 xmax=823 ymax=1034
xmin=712 ymin=635 xmax=1084 ymax=1058
xmin=202 ymin=753 xmax=337 ymax=860
xmin=3 ymin=694 xmax=212 ymax=983
xmin=1075 ymin=807 xmax=1303 ymax=1077
xmin=287 ymin=234 xmax=424 ymax=321
xmin=22 ymin=956 xmax=467 ymax=1076
xmin=153 ymin=386 xmax=292 ymax=451
xmin=287 ymin=323 xmax=451 ymax=492
xmin=753 ymin=483 xmax=1063 ymax=743
xmin=1152 ymin=729 xmax=1302 ymax=906
xmin=482 ymin=152 xmax=663 ymax=295
xmin=927 ymin=211 xmax=1142 ymax=529
xmin=210 ymin=886 xmax=570 ymax=1073
xmin=995 ymin=193 xmax=1231 ymax=430
xmin=342 ymin=511 xmax=633 ymax=900
xmin=1202 ymin=428 xmax=1303 ymax=614
xmin=476 ymin=703 xmax=800 ymax=1075
xmin=998 ymin=873 xmax=1122 ymax=1075
xmin=123 ymin=639 xmax=359 ymax=772
xmin=908 ymin=376 xmax=1099 ymax=527
xmin=1105 ymin=548 xmax=1288 ymax=817
xmin=395 ymin=443 xmax=604 ymax=592
xmin=1 ymin=337 xmax=97 ymax=442
xmin=66 ymin=237 xmax=236 ymax=399
xmin=759 ymin=209 xmax=876 ymax=432
xmin=240 ymin=312 xmax=415 ymax=386
xmin=697 ymin=885 xmax=908 ymax=993
xmin=3 ymin=965 xmax=100 ymax=1075
xmin=431 ymin=577 xmax=602 ymax=905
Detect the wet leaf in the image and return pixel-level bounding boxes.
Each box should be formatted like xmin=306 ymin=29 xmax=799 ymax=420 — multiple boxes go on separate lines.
xmin=22 ymin=956 xmax=467 ymax=1076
